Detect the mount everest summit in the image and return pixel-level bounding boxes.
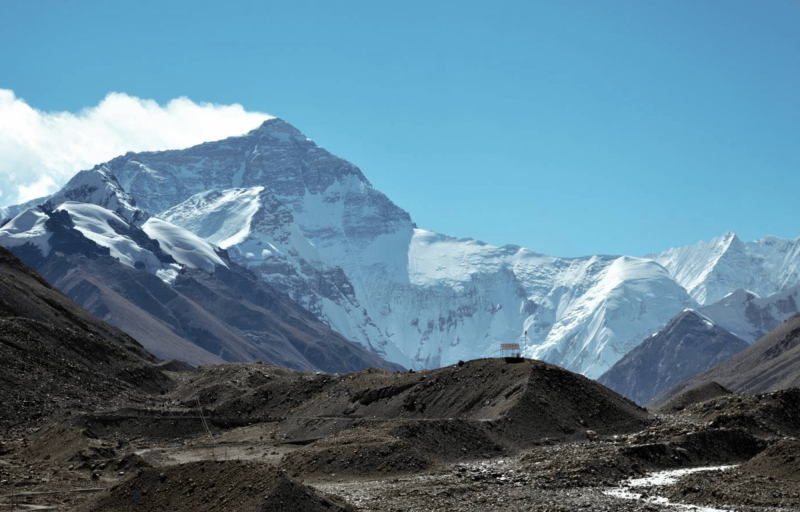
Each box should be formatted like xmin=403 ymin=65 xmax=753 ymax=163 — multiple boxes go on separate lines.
xmin=3 ymin=118 xmax=800 ymax=378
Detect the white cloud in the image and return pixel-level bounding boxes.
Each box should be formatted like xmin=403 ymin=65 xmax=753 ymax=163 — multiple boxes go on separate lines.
xmin=17 ymin=176 xmax=57 ymax=203
xmin=0 ymin=89 xmax=273 ymax=206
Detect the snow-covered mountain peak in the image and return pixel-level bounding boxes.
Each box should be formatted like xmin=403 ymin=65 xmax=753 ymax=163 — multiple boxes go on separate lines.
xmin=45 ymin=167 xmax=147 ymax=225
xmin=647 ymin=231 xmax=750 ymax=305
xmin=56 ymin=125 xmax=696 ymax=376
xmin=10 ymin=116 xmax=799 ymax=378
xmin=251 ymin=118 xmax=307 ymax=141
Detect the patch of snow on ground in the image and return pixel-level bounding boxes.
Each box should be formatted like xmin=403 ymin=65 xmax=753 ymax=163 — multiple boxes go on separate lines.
xmin=604 ymin=466 xmax=736 ymax=511
xmin=155 ymin=265 xmax=181 ymax=285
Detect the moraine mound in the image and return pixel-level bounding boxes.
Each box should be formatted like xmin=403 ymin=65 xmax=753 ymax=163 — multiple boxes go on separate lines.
xmin=619 ymin=426 xmax=765 ymax=469
xmin=276 ymin=358 xmax=650 ymax=445
xmin=150 ymin=358 xmax=650 ymax=450
xmin=520 ymin=425 xmax=765 ymax=490
xmin=79 ymin=460 xmax=352 ymax=512
xmin=279 ymin=423 xmax=431 ymax=478
xmin=738 ymin=438 xmax=800 ymax=481
xmin=667 ymin=439 xmax=800 ymax=509
xmin=20 ymin=422 xmax=116 ymax=465
xmin=673 ymin=387 xmax=800 ymax=437
xmin=280 ymin=418 xmax=503 ymax=478
xmin=157 ymin=359 xmax=197 ymax=372
xmin=499 ymin=359 xmax=650 ymax=444
xmin=653 ymin=381 xmax=733 ymax=414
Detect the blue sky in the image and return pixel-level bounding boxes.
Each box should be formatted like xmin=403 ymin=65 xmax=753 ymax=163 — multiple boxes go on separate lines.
xmin=1 ymin=0 xmax=798 ymax=257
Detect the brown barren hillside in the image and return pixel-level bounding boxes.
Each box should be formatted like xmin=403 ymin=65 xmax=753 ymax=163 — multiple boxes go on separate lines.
xmin=0 ymin=246 xmax=171 ymax=429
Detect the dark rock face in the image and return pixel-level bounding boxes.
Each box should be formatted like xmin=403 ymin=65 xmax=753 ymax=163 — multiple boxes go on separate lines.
xmin=598 ymin=310 xmax=748 ymax=405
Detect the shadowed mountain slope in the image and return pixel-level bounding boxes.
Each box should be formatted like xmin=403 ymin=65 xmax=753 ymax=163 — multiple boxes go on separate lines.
xmin=598 ymin=310 xmax=748 ymax=405
xmin=648 ymin=312 xmax=800 ymax=408
xmin=0 ymin=246 xmax=172 ymax=429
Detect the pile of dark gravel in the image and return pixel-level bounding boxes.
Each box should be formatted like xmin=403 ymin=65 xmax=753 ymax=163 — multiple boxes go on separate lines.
xmin=667 ymin=439 xmax=800 ymax=509
xmin=79 ymin=460 xmax=352 ymax=512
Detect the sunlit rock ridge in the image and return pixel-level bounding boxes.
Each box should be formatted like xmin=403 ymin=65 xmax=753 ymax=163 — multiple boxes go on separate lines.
xmin=7 ymin=119 xmax=800 ymax=378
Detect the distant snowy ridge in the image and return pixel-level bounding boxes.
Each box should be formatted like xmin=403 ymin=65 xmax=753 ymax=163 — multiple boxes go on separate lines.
xmin=697 ymin=285 xmax=800 ymax=343
xmin=368 ymin=231 xmax=694 ymax=377
xmin=0 ymin=200 xmax=227 ymax=285
xmin=647 ymin=231 xmax=800 ymax=305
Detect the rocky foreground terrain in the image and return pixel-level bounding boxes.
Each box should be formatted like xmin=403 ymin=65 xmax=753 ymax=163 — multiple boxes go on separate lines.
xmin=1 ymin=358 xmax=799 ymax=511
xmin=1 ymin=247 xmax=800 ymax=511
